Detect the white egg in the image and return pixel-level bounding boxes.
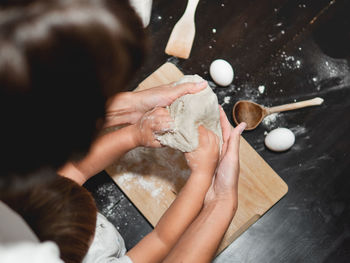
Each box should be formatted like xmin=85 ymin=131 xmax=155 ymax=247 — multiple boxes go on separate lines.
xmin=209 ymin=59 xmax=234 ymax=86
xmin=264 ymin=128 xmax=295 ymax=152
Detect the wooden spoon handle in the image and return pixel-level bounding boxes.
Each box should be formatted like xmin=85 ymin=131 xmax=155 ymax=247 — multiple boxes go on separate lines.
xmin=266 ymin=97 xmax=324 ymax=114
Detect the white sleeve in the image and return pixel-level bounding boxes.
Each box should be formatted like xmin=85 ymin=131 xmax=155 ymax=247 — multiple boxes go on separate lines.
xmin=0 ymin=241 xmax=63 ymax=263
xmin=83 ymin=213 xmax=134 ymax=263
xmin=0 ymin=201 xmax=39 ymax=243
xmin=103 ymin=255 xmax=133 ymax=263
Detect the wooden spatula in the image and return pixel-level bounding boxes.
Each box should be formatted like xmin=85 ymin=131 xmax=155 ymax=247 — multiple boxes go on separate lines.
xmin=165 ymin=0 xmax=200 ymax=59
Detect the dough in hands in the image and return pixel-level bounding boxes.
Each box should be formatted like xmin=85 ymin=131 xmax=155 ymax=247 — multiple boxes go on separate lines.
xmin=157 ymin=75 xmax=223 ymax=152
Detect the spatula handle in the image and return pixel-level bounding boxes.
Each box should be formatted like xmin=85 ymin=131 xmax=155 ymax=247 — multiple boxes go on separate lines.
xmin=266 ymin=97 xmax=324 ymax=114
xmin=183 ymin=0 xmax=200 ymax=19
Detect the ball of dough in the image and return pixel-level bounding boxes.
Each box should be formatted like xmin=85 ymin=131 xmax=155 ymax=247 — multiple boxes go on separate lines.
xmin=157 ymin=75 xmax=223 ymax=152
xmin=209 ymin=59 xmax=234 ymax=86
xmin=264 ymin=128 xmax=295 ymax=152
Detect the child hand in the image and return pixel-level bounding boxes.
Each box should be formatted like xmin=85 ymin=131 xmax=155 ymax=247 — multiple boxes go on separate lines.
xmin=133 ymin=107 xmax=173 ymax=148
xmin=185 ymin=126 xmax=220 ymax=175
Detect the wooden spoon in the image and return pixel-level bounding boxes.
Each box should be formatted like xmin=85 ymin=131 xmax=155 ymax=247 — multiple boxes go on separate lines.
xmin=165 ymin=0 xmax=200 ymax=59
xmin=232 ymin=97 xmax=324 ymax=130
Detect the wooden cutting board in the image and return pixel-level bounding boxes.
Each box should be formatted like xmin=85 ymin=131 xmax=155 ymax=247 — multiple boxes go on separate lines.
xmin=106 ymin=62 xmax=288 ymax=254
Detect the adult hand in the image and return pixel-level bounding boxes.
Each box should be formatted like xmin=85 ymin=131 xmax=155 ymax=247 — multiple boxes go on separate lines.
xmin=133 ymin=107 xmax=173 ymax=148
xmin=133 ymin=80 xmax=208 ymax=112
xmin=104 ymin=81 xmax=207 ymax=128
xmin=204 ymin=108 xmax=246 ymax=208
xmin=184 ymin=126 xmax=220 ymax=176
xmin=219 ymin=106 xmax=232 ymax=158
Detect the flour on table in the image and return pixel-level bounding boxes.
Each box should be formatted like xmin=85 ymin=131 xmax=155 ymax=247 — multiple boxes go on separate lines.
xmin=109 ymin=146 xmax=191 ymax=204
xmin=258 ymin=85 xmax=265 ymax=94
xmin=262 ymin=113 xmax=279 ymax=129
xmin=222 ymin=96 xmax=231 ymax=105
xmin=157 ymin=75 xmax=223 ymax=152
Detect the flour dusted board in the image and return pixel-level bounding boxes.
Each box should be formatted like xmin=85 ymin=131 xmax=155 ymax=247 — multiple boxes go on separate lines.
xmin=106 ymin=62 xmax=288 ymax=254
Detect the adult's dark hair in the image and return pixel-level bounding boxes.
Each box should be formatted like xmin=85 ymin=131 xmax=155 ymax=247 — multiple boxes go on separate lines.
xmin=0 ymin=0 xmax=146 ymax=188
xmin=2 ymin=176 xmax=98 ymax=263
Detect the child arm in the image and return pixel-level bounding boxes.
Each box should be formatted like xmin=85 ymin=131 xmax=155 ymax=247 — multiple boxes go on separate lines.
xmin=58 ymin=108 xmax=172 ymax=185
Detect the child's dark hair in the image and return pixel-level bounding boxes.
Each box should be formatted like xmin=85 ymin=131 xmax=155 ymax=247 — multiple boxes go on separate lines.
xmin=2 ymin=176 xmax=98 ymax=263
xmin=0 ymin=0 xmax=146 ymax=190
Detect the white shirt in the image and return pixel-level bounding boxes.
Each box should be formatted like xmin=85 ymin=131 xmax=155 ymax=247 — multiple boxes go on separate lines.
xmin=0 ymin=201 xmax=39 ymax=244
xmin=0 ymin=241 xmax=63 ymax=263
xmin=0 ymin=202 xmax=62 ymax=262
xmin=83 ymin=213 xmax=133 ymax=263
xmin=0 ymin=202 xmax=132 ymax=263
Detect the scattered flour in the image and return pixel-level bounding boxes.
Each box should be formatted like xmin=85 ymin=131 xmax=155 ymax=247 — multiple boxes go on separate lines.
xmin=110 ymin=146 xmax=191 ymax=206
xmin=280 ymin=51 xmax=302 ymax=70
xmin=262 ymin=113 xmax=279 ymax=129
xmin=221 ymin=96 xmax=231 ymax=106
xmin=290 ymin=125 xmax=307 ymax=136
xmin=224 ymin=96 xmax=231 ymax=103
xmin=258 ymin=85 xmax=265 ymax=94
xmin=95 ymin=183 xmax=121 ymax=213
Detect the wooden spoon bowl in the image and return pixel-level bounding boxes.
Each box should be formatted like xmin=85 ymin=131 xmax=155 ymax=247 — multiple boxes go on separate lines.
xmin=232 ymin=97 xmax=324 ymax=131
xmin=232 ymin=100 xmax=267 ymax=130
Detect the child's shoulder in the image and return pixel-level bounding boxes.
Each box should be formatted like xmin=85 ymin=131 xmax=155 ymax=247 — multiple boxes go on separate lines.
xmin=83 ymin=213 xmax=132 ymax=263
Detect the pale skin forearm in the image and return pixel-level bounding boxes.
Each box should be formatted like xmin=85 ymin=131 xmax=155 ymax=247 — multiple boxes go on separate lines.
xmin=163 ymin=200 xmax=236 ymax=263
xmin=128 ymin=127 xmax=220 ymax=263
xmin=127 ymin=171 xmax=214 ymax=263
xmin=60 ymin=106 xmax=173 ymax=185
xmin=59 ymin=125 xmax=138 ymax=185
xmin=163 ymin=121 xmax=245 ymax=262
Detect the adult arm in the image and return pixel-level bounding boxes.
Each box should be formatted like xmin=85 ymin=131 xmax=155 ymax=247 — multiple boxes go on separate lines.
xmin=104 ymin=81 xmax=207 ymax=128
xmin=163 ymin=116 xmax=247 ymax=263
xmin=163 ymin=199 xmax=236 ymax=263
xmin=127 ymin=127 xmax=220 ymax=263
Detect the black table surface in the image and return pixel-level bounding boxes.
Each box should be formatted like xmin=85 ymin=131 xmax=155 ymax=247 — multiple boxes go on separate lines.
xmin=84 ymin=0 xmax=350 ymax=262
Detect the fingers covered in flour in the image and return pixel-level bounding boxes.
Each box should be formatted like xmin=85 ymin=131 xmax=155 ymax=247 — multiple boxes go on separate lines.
xmin=135 ymin=107 xmax=174 ymax=148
